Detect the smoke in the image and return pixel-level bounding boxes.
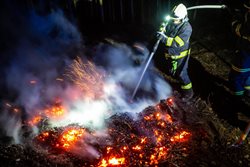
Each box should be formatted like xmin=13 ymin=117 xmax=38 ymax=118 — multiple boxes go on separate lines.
xmin=0 ymin=1 xmax=172 ymax=157
xmin=0 ymin=4 xmax=82 ymax=143
xmin=50 ymin=41 xmax=172 ymax=130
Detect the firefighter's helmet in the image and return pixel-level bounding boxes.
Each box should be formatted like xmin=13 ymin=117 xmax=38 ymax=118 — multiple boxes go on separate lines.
xmin=244 ymin=0 xmax=250 ymax=9
xmin=171 ymin=3 xmax=187 ymax=20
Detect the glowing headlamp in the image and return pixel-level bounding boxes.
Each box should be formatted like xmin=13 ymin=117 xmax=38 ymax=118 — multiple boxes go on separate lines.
xmin=165 ymin=15 xmax=171 ymax=21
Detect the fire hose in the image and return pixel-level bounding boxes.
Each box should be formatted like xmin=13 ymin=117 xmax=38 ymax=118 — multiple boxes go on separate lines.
xmin=130 ymin=5 xmax=227 ymax=101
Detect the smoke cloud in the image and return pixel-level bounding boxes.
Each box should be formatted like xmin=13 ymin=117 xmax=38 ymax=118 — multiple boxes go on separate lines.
xmin=0 ymin=1 xmax=172 ymax=157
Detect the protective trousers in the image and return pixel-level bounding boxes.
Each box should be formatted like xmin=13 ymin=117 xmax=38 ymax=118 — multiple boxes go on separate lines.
xmin=166 ymin=53 xmax=192 ymax=92
xmin=229 ymin=50 xmax=250 ymax=96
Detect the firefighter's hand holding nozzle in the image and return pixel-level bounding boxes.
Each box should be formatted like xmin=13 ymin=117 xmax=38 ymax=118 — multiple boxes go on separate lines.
xmin=157 ymin=31 xmax=167 ymax=44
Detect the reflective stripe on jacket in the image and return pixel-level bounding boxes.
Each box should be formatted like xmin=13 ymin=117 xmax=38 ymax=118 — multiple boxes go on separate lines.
xmin=164 ymin=21 xmax=192 ymax=56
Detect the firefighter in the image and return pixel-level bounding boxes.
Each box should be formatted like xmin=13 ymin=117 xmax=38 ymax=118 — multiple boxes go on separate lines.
xmin=157 ymin=3 xmax=193 ymax=101
xmin=229 ymin=0 xmax=250 ymax=98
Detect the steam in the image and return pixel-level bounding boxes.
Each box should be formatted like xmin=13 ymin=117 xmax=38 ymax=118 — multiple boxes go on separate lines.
xmin=0 ymin=2 xmax=172 ymax=157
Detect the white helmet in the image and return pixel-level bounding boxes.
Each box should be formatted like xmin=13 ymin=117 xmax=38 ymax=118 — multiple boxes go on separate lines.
xmin=171 ymin=3 xmax=187 ymax=20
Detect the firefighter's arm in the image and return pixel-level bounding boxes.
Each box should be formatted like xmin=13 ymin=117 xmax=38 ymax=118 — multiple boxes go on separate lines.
xmin=232 ymin=12 xmax=250 ymax=38
xmin=170 ymin=28 xmax=191 ymax=48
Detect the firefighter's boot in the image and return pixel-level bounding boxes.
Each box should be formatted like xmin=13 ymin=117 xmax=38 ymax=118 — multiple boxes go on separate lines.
xmin=181 ymin=89 xmax=194 ymax=101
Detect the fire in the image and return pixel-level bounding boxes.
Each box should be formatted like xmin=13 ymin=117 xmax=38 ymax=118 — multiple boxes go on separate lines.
xmin=59 ymin=128 xmax=85 ymax=149
xmin=99 ymin=157 xmax=125 ymax=167
xmin=33 ymin=94 xmax=193 ymax=166
xmin=37 ymin=132 xmax=50 ymax=141
xmin=28 ymin=115 xmax=42 ymax=126
xmin=45 ymin=105 xmax=65 ymax=119
xmin=65 ymin=56 xmax=105 ymax=100
xmin=170 ymin=131 xmax=191 ymax=142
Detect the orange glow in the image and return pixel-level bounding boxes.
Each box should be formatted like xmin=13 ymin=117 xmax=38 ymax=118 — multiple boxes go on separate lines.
xmin=45 ymin=105 xmax=65 ymax=119
xmin=165 ymin=114 xmax=173 ymax=123
xmin=155 ymin=104 xmax=161 ymax=110
xmin=140 ymin=137 xmax=147 ymax=144
xmin=59 ymin=128 xmax=85 ymax=149
xmin=132 ymin=145 xmax=142 ymax=151
xmin=166 ymin=97 xmax=174 ymax=106
xmin=106 ymin=147 xmax=112 ymax=153
xmin=99 ymin=157 xmax=125 ymax=167
xmin=28 ymin=115 xmax=42 ymax=126
xmin=37 ymin=132 xmax=50 ymax=141
xmin=155 ymin=112 xmax=161 ymax=120
xmin=144 ymin=115 xmax=151 ymax=121
xmin=170 ymin=131 xmax=191 ymax=142
xmin=121 ymin=146 xmax=128 ymax=153
xmin=65 ymin=57 xmax=105 ymax=100
xmin=157 ymin=146 xmax=167 ymax=158
xmin=13 ymin=108 xmax=19 ymax=113
xmin=30 ymin=80 xmax=37 ymax=84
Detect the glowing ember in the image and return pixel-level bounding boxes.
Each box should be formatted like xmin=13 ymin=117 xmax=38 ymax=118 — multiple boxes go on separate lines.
xmin=65 ymin=56 xmax=105 ymax=99
xmin=45 ymin=105 xmax=65 ymax=119
xmin=28 ymin=116 xmax=42 ymax=126
xmin=170 ymin=131 xmax=191 ymax=142
xmin=166 ymin=97 xmax=174 ymax=106
xmin=37 ymin=132 xmax=50 ymax=142
xmin=59 ymin=128 xmax=85 ymax=149
xmin=34 ymin=97 xmax=194 ymax=166
xmin=99 ymin=157 xmax=125 ymax=166
xmin=29 ymin=80 xmax=37 ymax=84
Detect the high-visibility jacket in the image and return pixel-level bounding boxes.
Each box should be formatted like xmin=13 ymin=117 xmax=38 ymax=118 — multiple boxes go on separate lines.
xmin=163 ymin=21 xmax=192 ymax=57
xmin=230 ymin=11 xmax=250 ymax=95
xmin=232 ymin=11 xmax=250 ymax=73
xmin=162 ymin=21 xmax=193 ymax=91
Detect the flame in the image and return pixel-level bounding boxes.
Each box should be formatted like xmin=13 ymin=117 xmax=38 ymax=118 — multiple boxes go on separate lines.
xmin=132 ymin=145 xmax=142 ymax=151
xmin=65 ymin=57 xmax=105 ymax=100
xmin=45 ymin=105 xmax=65 ymax=119
xmin=28 ymin=115 xmax=42 ymax=126
xmin=59 ymin=128 xmax=85 ymax=149
xmin=99 ymin=157 xmax=125 ymax=166
xmin=165 ymin=114 xmax=173 ymax=123
xmin=170 ymin=131 xmax=191 ymax=142
xmin=37 ymin=132 xmax=50 ymax=141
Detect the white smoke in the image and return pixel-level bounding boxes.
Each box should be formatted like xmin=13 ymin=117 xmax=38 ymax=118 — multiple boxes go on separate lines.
xmin=50 ymin=41 xmax=172 ymax=129
xmin=0 ymin=3 xmax=172 ymax=158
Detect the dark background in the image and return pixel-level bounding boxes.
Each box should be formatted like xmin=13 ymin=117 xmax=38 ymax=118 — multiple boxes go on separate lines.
xmin=0 ymin=0 xmax=246 ymax=101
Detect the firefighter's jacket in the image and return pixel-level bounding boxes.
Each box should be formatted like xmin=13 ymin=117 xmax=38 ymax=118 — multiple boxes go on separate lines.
xmin=163 ymin=21 xmax=192 ymax=58
xmin=231 ymin=10 xmax=250 ymax=73
xmin=232 ymin=11 xmax=250 ymax=52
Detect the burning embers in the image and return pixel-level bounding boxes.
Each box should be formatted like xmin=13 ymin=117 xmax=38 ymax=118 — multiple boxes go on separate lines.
xmin=36 ymin=126 xmax=86 ymax=150
xmin=27 ymin=101 xmax=66 ymax=126
xmin=96 ymin=98 xmax=191 ymax=166
xmin=33 ymin=98 xmax=192 ymax=166
xmin=4 ymin=56 xmax=194 ymax=166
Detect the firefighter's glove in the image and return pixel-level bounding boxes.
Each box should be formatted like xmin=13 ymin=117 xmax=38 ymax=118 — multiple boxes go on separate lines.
xmin=170 ymin=60 xmax=178 ymax=75
xmin=157 ymin=31 xmax=167 ymax=44
xmin=159 ymin=23 xmax=166 ymax=33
